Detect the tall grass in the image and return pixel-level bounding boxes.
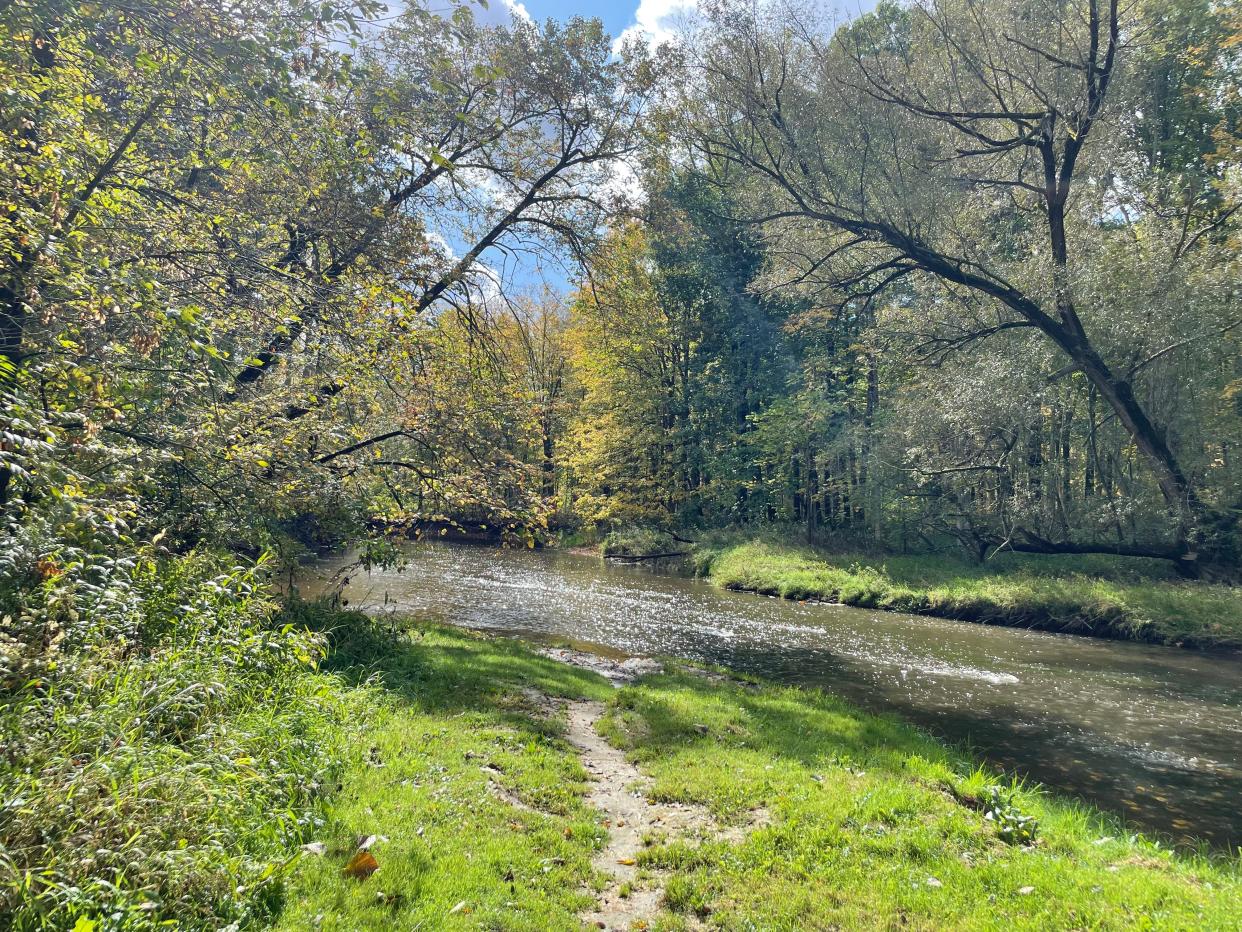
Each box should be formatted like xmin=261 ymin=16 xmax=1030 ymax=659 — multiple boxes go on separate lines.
xmin=0 ymin=554 xmax=349 ymax=931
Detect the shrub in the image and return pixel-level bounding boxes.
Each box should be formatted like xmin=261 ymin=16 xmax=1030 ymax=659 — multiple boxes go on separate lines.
xmin=0 ymin=550 xmax=346 ymax=931
xmin=601 ymin=526 xmax=679 ymax=557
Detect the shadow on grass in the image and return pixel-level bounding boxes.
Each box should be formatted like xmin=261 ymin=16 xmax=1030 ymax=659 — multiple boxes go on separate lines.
xmin=607 ymin=659 xmax=1242 ymax=853
xmin=288 ymin=598 xmax=610 ymax=719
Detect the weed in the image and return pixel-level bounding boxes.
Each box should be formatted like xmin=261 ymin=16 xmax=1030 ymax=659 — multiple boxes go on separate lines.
xmin=985 ymin=785 xmax=1041 ymax=845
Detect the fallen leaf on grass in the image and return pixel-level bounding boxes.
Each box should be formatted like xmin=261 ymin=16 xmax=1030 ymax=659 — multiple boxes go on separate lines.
xmin=1018 ymin=885 xmax=1035 ymax=895
xmin=343 ymin=851 xmax=379 ymax=880
xmin=300 ymin=841 xmax=327 ymax=856
xmin=617 ymin=858 xmax=636 ymax=865
xmin=449 ymin=900 xmax=469 ymax=914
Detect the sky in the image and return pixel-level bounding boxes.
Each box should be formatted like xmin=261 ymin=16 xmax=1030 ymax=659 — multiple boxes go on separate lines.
xmin=497 ymin=0 xmax=878 ymax=47
xmin=422 ymin=1 xmax=705 ymax=299
xmin=498 ymin=0 xmax=682 ymax=47
xmin=425 ymin=0 xmax=880 ymax=300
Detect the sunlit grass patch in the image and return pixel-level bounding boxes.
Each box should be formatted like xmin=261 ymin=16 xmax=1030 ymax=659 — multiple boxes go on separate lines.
xmin=274 ymin=618 xmax=614 ymax=931
xmin=599 ymin=665 xmax=1242 ymax=930
xmin=697 ymin=539 xmax=1242 ymax=648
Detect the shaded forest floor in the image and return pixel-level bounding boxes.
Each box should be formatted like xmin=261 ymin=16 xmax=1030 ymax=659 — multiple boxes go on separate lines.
xmin=593 ymin=531 xmax=1242 ymax=650
xmin=277 ymin=616 xmax=1240 ymax=930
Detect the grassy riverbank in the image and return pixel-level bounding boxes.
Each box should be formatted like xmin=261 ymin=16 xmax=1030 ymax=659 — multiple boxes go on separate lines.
xmin=10 ymin=587 xmax=1238 ymax=930
xmin=278 ymin=616 xmax=1240 ymax=930
xmin=682 ymin=537 xmax=1242 ymax=650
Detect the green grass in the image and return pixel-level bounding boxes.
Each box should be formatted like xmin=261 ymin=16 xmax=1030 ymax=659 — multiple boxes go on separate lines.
xmin=276 ymin=616 xmax=1241 ymax=930
xmin=694 ymin=539 xmax=1242 ymax=649
xmin=600 ymin=666 xmax=1242 ymax=930
xmin=274 ymin=613 xmax=614 ymax=931
xmin=17 ymin=573 xmax=1235 ymax=930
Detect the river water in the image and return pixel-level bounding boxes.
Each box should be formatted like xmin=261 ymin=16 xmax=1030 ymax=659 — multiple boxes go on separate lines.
xmin=299 ymin=542 xmax=1242 ymax=849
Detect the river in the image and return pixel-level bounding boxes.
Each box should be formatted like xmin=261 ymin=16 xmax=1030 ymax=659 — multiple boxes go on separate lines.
xmin=299 ymin=542 xmax=1242 ymax=849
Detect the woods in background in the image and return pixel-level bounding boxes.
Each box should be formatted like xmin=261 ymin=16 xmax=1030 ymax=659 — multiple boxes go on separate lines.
xmin=558 ymin=0 xmax=1242 ymax=575
xmin=1 ymin=0 xmax=1239 ymax=589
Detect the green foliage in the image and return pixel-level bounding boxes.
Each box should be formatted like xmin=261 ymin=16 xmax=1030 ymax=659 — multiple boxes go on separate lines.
xmin=601 ymin=526 xmax=680 ymax=557
xmin=566 ymin=0 xmax=1242 ymax=570
xmin=0 ymin=556 xmax=348 ymax=931
xmin=0 ymin=0 xmax=1239 ymax=924
xmin=0 ymin=0 xmax=655 ymax=558
xmin=985 ymin=786 xmax=1041 ymax=846
xmin=561 ymin=178 xmax=800 ymax=532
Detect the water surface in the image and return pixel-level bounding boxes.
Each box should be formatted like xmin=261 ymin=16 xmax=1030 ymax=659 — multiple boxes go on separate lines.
xmin=299 ymin=543 xmax=1242 ymax=848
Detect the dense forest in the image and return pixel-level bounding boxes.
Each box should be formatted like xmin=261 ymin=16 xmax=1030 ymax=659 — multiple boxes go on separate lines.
xmin=2 ymin=0 xmax=1238 ymax=581
xmin=559 ymin=0 xmax=1242 ymax=576
xmin=1 ymin=0 xmax=1241 ymax=928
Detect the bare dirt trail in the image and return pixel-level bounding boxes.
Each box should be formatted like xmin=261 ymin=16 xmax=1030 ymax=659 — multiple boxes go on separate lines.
xmin=566 ymin=698 xmax=712 ymax=930
xmin=528 ymin=649 xmax=767 ymax=931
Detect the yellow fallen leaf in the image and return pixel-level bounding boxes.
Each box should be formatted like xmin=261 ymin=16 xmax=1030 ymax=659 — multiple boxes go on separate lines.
xmin=617 ymin=858 xmax=636 ymax=865
xmin=343 ymin=850 xmax=379 ymax=880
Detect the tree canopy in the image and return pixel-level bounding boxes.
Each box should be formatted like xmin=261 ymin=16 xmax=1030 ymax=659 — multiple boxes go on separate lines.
xmin=1 ymin=0 xmax=1239 ymax=616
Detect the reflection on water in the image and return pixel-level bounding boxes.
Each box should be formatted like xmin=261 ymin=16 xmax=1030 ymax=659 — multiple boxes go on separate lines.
xmin=299 ymin=543 xmax=1242 ymax=849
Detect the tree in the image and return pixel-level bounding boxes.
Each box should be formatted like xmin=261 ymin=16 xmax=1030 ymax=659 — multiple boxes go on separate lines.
xmin=0 ymin=2 xmax=657 ymax=549
xmin=683 ymin=0 xmax=1240 ymax=570
xmin=0 ymin=0 xmax=375 ymax=508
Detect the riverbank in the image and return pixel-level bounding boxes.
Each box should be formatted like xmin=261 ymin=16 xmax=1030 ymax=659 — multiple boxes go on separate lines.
xmin=279 ymin=615 xmax=1240 ymax=929
xmin=600 ymin=534 xmax=1242 ymax=651
xmin=13 ymin=586 xmax=1236 ymax=930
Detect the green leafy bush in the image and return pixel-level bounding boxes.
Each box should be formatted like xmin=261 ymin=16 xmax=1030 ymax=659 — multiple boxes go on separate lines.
xmin=601 ymin=526 xmax=681 ymax=557
xmin=0 ymin=551 xmax=346 ymax=931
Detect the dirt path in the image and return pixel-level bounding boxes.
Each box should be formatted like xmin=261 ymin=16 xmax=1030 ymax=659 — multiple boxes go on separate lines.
xmin=565 ymin=698 xmax=714 ymax=930
xmin=525 ymin=650 xmax=765 ymax=930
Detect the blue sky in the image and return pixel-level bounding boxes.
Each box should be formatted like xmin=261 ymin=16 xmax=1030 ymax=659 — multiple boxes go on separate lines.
xmin=498 ymin=0 xmax=878 ymax=46
xmin=453 ymin=0 xmax=880 ymax=298
xmin=506 ymin=0 xmax=633 ymax=37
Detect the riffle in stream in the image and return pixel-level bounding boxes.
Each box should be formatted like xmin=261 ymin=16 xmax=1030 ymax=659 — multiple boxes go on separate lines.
xmin=298 ymin=542 xmax=1242 ymax=849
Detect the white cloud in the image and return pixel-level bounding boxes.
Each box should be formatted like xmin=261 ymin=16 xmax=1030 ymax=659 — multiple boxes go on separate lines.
xmin=470 ymin=0 xmax=530 ymax=27
xmin=613 ymin=0 xmax=698 ymax=52
xmin=500 ymin=0 xmax=532 ymax=23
